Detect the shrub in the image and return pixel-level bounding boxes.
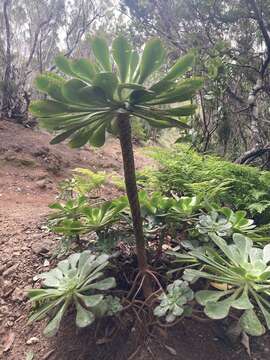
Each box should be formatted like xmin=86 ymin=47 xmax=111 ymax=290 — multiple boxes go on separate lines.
xmin=142 ymin=144 xmax=270 ymax=221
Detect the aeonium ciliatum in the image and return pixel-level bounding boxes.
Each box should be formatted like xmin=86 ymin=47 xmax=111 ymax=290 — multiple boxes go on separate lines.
xmin=28 ymin=251 xmax=121 ymax=337
xmin=183 ymin=233 xmax=270 ymax=336
xmin=30 ymin=35 xmax=202 ymax=297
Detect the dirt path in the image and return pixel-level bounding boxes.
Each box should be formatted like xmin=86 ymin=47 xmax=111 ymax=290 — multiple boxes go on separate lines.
xmin=0 ymin=120 xmax=152 ymax=359
xmin=0 ymin=120 xmax=268 ymax=360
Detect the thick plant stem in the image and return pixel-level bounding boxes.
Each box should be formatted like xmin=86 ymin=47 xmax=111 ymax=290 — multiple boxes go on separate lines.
xmin=118 ymin=112 xmax=151 ymax=298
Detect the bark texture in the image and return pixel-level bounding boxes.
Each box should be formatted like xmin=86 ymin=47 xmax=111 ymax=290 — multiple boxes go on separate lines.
xmin=117 ymin=112 xmax=151 ymax=297
xmin=1 ymin=0 xmax=12 ymax=118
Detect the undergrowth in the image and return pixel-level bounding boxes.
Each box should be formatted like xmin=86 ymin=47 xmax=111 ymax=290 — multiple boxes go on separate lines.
xmin=139 ymin=145 xmax=270 ymax=223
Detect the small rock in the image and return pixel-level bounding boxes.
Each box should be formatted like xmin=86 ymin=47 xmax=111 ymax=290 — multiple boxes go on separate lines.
xmin=0 ymin=305 xmax=9 ymax=315
xmin=19 ymin=158 xmax=36 ymax=167
xmin=43 ymin=259 xmax=50 ymax=267
xmin=32 ymin=146 xmax=49 ymax=157
xmin=0 ymin=264 xmax=6 ymax=274
xmin=36 ymin=179 xmax=47 ymax=189
xmin=32 ymin=241 xmax=51 ymax=255
xmin=3 ymin=150 xmax=16 ymax=161
xmin=11 ymin=287 xmax=26 ymax=302
xmin=31 ymin=234 xmax=41 ymax=240
xmin=36 ymin=172 xmax=49 ymax=180
xmin=26 ymin=337 xmax=39 ymax=345
xmin=12 ymin=145 xmax=23 ymax=152
xmin=3 ymin=264 xmax=18 ymax=278
xmin=3 ymin=332 xmax=15 ymax=352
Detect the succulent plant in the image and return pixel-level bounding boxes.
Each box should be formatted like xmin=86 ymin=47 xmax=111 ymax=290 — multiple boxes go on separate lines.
xmin=154 ymin=280 xmax=194 ymax=322
xmin=52 ymin=197 xmax=128 ymax=235
xmin=30 ymin=35 xmax=202 ymax=298
xmin=30 ymin=36 xmax=201 ymax=148
xmin=196 ymin=211 xmax=232 ymax=237
xmin=104 ymin=295 xmax=123 ymax=316
xmin=28 ymin=251 xmax=117 ymax=336
xmin=220 ymin=207 xmax=256 ymax=234
xmin=183 ymin=233 xmax=270 ymax=336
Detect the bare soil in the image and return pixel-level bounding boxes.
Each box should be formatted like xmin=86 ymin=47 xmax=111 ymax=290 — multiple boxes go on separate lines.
xmin=0 ymin=119 xmax=269 ymax=360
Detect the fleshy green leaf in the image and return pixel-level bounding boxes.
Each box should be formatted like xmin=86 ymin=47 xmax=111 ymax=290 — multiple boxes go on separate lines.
xmin=112 ymin=36 xmax=131 ymax=83
xmin=148 ymin=78 xmax=203 ymax=105
xmin=232 ymin=289 xmax=253 ymax=310
xmin=89 ymin=122 xmax=107 ymax=147
xmin=255 ymin=296 xmax=270 ymax=329
xmin=57 ymin=259 xmax=70 ymax=274
xmin=163 ymin=52 xmax=195 ymax=81
xmin=91 ymin=37 xmax=111 ymax=72
xmin=34 ymin=268 xmax=63 ymax=287
xmin=28 ymin=298 xmax=64 ymax=323
xmin=239 ymin=309 xmax=265 ymax=336
xmin=35 ymin=73 xmax=66 ymax=102
xmin=204 ymin=296 xmax=234 ymax=319
xmin=154 ymin=305 xmax=168 ymax=317
xmin=30 ymin=100 xmax=72 ymax=117
xmin=93 ymin=73 xmax=118 ymax=100
xmin=71 ymin=59 xmax=96 ymax=83
xmin=195 ymin=290 xmax=229 ymax=306
xmin=77 ymin=250 xmax=92 ymax=273
xmin=158 ymin=104 xmax=197 ymax=117
xmin=88 ymin=277 xmax=116 ymax=290
xmin=43 ymin=300 xmax=68 ymax=337
xmin=263 ymin=244 xmax=270 ymax=263
xmin=68 ymin=122 xmax=101 ymax=148
xmin=50 ymin=128 xmax=81 ymax=145
xmin=132 ymin=108 xmax=189 ymax=129
xmin=27 ymin=288 xmax=62 ymax=301
xmin=209 ymin=233 xmax=236 ymax=265
xmin=68 ymin=252 xmax=80 ymax=269
xmin=77 ymin=294 xmax=103 ymax=308
xmin=55 ymin=55 xmax=75 ymax=77
xmin=138 ymin=38 xmax=165 ymax=84
xmin=129 ymin=89 xmax=155 ymax=104
xmin=75 ymin=300 xmax=95 ymax=327
xmin=129 ymin=51 xmax=140 ymax=81
xmin=233 ymin=233 xmax=253 ymax=263
xmin=61 ymin=79 xmax=87 ymax=104
xmin=150 ymin=80 xmax=175 ymax=94
xmin=78 ymin=86 xmax=108 ymax=106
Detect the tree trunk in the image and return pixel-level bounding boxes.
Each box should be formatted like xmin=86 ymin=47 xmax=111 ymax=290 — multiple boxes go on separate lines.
xmin=117 ymin=112 xmax=151 ymax=298
xmin=236 ymin=0 xmax=270 ymax=164
xmin=1 ymin=0 xmax=13 ymax=118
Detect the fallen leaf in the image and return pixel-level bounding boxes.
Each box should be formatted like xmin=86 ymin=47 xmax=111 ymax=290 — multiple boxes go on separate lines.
xmin=26 ymin=337 xmax=39 ymax=345
xmin=241 ymin=332 xmax=251 ymax=358
xmin=3 ymin=332 xmax=15 ymax=352
xmin=41 ymin=349 xmax=55 ymax=360
xmin=164 ymin=344 xmax=177 ymax=356
xmin=26 ymin=350 xmax=35 ymax=360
